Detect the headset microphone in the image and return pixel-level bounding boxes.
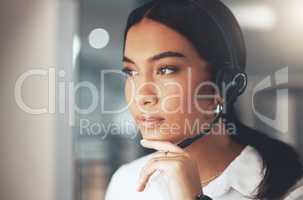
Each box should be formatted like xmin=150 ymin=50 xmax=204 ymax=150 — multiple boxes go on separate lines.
xmin=176 ymin=0 xmax=248 ymax=149
xmin=177 ymin=71 xmax=247 ymax=149
xmin=177 ymin=104 xmax=223 ymax=149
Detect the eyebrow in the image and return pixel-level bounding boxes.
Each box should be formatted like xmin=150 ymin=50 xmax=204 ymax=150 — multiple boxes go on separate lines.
xmin=122 ymin=51 xmax=186 ymax=64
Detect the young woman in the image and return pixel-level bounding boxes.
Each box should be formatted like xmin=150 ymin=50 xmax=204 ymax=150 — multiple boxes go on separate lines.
xmin=105 ymin=0 xmax=303 ymax=199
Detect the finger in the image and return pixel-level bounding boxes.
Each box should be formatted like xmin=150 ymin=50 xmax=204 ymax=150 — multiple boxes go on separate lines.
xmin=147 ymin=155 xmax=187 ymax=167
xmin=137 ymin=169 xmax=160 ymax=192
xmin=140 ymin=139 xmax=184 ymax=153
xmin=151 ymin=151 xmax=188 ymax=160
xmin=137 ymin=161 xmax=161 ymax=192
xmin=140 ymin=152 xmax=186 ymax=179
xmin=138 ymin=156 xmax=187 ymax=192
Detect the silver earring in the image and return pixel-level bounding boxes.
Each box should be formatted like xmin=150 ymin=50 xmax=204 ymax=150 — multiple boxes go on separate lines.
xmin=215 ymin=104 xmax=222 ymax=114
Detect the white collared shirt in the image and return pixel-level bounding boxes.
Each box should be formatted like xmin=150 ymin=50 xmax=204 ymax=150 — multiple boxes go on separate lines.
xmin=105 ymin=145 xmax=303 ymax=200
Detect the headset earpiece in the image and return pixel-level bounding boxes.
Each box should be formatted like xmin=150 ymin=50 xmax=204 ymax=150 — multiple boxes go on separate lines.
xmin=214 ymin=68 xmax=247 ymax=107
xmin=177 ymin=0 xmax=248 ymax=149
xmin=231 ymin=72 xmax=247 ymax=96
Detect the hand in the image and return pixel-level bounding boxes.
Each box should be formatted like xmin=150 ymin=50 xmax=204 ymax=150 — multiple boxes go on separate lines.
xmin=137 ymin=139 xmax=203 ymax=200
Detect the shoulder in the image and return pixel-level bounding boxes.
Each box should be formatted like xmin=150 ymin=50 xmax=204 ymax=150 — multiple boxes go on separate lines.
xmin=105 ymin=153 xmax=155 ymax=200
xmin=283 ymin=178 xmax=303 ymax=200
xmin=111 ymin=152 xmax=154 ymax=181
xmin=243 ymin=145 xmax=303 ymax=200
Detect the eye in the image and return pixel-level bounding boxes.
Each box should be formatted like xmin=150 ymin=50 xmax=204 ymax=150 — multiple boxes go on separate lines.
xmin=121 ymin=67 xmax=138 ymax=77
xmin=157 ymin=65 xmax=179 ymax=75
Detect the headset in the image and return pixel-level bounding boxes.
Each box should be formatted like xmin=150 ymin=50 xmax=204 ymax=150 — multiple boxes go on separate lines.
xmin=177 ymin=0 xmax=248 ymax=149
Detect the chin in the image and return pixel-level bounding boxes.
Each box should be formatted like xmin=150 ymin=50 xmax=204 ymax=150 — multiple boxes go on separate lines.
xmin=140 ymin=129 xmax=185 ymax=144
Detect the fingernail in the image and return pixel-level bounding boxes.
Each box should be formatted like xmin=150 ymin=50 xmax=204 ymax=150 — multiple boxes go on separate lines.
xmin=137 ymin=183 xmax=143 ymax=191
xmin=137 ymin=177 xmax=144 ymax=190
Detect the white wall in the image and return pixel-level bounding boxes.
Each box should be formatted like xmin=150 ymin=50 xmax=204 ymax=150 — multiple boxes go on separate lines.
xmin=0 ymin=0 xmax=76 ymax=200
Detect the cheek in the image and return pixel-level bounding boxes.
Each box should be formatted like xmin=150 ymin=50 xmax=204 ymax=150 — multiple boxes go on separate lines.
xmin=160 ymin=77 xmax=212 ymax=129
xmin=160 ymin=82 xmax=185 ymax=113
xmin=125 ymin=79 xmax=134 ymax=104
xmin=160 ymin=78 xmax=210 ymax=115
xmin=188 ymin=73 xmax=214 ymax=115
xmin=124 ymin=79 xmax=137 ymax=114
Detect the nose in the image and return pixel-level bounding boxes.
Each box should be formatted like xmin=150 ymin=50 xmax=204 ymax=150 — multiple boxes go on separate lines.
xmin=135 ymin=82 xmax=159 ymax=107
xmin=136 ymin=94 xmax=159 ymax=107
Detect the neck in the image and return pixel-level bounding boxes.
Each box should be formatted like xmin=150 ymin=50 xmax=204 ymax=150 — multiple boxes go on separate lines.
xmin=183 ymin=121 xmax=245 ymax=186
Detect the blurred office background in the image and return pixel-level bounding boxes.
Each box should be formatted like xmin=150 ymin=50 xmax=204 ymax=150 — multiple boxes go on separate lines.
xmin=0 ymin=0 xmax=302 ymax=200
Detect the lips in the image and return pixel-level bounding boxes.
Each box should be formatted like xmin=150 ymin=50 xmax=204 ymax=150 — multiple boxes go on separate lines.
xmin=135 ymin=114 xmax=165 ymax=128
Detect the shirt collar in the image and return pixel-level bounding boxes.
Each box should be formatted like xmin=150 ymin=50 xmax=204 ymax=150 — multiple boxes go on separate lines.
xmin=203 ymin=145 xmax=265 ymax=198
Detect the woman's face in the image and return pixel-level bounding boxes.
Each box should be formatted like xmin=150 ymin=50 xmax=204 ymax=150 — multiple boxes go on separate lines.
xmin=123 ymin=18 xmax=216 ymax=144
